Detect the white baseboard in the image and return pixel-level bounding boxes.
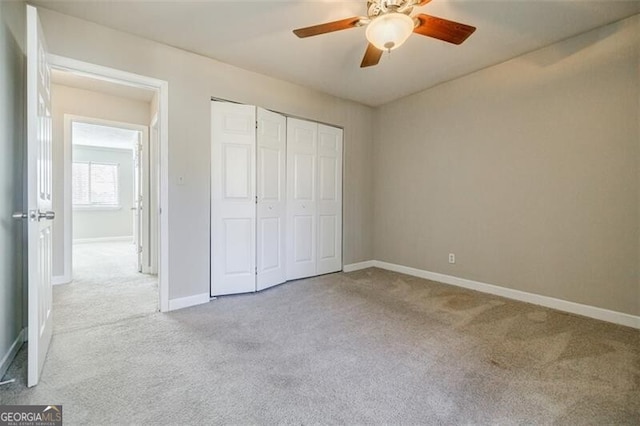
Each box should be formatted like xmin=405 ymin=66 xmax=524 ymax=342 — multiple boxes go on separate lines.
xmin=168 ymin=293 xmax=210 ymax=312
xmin=52 ymin=275 xmax=72 ymax=286
xmin=343 ymin=260 xmax=376 ymax=272
xmin=351 ymin=260 xmax=640 ymax=329
xmin=0 ymin=329 xmax=25 ymax=379
xmin=73 ymin=236 xmax=133 ymax=244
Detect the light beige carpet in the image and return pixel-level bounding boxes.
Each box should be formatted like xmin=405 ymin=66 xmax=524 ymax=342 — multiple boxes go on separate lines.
xmin=1 ymin=266 xmax=638 ymax=424
xmin=54 ymin=241 xmax=158 ymax=335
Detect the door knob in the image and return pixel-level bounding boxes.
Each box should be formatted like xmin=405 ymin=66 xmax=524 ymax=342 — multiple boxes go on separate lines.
xmin=12 ymin=210 xmax=54 ymax=221
xmin=37 ymin=211 xmax=55 ymax=221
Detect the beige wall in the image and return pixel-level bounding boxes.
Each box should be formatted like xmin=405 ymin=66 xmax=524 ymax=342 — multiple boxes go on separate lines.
xmin=0 ymin=0 xmax=25 ymax=374
xmin=51 ymin=83 xmax=150 ymax=276
xmin=39 ymin=8 xmax=374 ymax=300
xmin=373 ymin=16 xmax=640 ymax=316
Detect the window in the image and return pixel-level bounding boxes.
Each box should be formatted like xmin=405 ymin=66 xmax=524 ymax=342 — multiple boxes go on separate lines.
xmin=72 ymin=161 xmax=120 ymax=208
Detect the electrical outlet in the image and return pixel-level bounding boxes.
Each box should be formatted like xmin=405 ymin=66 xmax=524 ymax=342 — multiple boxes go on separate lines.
xmin=448 ymin=253 xmax=456 ymax=264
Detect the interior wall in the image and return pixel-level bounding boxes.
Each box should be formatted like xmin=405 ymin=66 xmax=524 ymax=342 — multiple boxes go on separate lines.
xmin=0 ymin=0 xmax=25 ymax=374
xmin=373 ymin=16 xmax=640 ymax=316
xmin=38 ymin=7 xmax=375 ymax=301
xmin=51 ymin=83 xmax=150 ymax=276
xmin=72 ymin=146 xmax=134 ymax=241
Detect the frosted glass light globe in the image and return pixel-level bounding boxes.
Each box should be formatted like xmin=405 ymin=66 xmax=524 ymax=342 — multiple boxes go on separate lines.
xmin=365 ymin=12 xmax=415 ymax=51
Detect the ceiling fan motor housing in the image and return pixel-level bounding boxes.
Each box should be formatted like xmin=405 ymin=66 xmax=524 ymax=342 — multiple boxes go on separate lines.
xmin=368 ymin=0 xmax=415 ymax=18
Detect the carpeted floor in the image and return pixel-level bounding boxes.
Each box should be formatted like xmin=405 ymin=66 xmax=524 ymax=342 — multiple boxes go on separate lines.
xmin=1 ymin=266 xmax=638 ymax=424
xmin=55 ymin=241 xmax=158 ymax=334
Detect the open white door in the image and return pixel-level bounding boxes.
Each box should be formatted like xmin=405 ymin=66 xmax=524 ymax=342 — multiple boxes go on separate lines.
xmin=286 ymin=118 xmax=318 ymax=280
xmin=133 ymin=131 xmax=150 ymax=273
xmin=149 ymin=117 xmax=159 ymax=274
xmin=256 ymin=108 xmax=287 ymax=291
xmin=26 ymin=5 xmax=54 ymax=387
xmin=211 ymin=102 xmax=257 ymax=296
xmin=133 ymin=140 xmax=141 ymax=271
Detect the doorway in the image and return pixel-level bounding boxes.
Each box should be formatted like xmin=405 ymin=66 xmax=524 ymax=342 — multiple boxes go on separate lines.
xmin=46 ymin=56 xmax=169 ymax=314
xmin=70 ymin=119 xmax=149 ymax=272
xmin=68 ymin=118 xmax=158 ymax=328
xmin=49 ymin=68 xmax=163 ymax=331
xmin=51 ymin=79 xmax=159 ymax=334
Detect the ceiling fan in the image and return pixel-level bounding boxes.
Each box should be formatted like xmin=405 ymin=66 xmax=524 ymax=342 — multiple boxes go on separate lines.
xmin=293 ymin=0 xmax=476 ymax=68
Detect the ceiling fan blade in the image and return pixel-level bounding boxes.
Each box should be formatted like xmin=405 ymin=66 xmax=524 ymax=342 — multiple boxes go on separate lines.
xmin=414 ymin=14 xmax=476 ymax=45
xmin=293 ymin=17 xmax=362 ymax=38
xmin=360 ymin=43 xmax=383 ymax=68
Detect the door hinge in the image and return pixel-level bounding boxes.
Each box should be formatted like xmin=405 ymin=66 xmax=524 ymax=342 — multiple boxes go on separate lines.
xmin=255 ymin=120 xmax=258 ymax=129
xmin=255 ymin=196 xmax=258 ymax=204
xmin=138 ymin=245 xmax=143 ymax=254
xmin=255 ymin=266 xmax=257 ymax=275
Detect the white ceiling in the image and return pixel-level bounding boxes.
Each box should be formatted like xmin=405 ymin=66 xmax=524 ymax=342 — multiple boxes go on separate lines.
xmin=52 ymin=69 xmax=156 ymax=102
xmin=72 ymin=121 xmax=138 ymax=150
xmin=35 ymin=0 xmax=640 ymax=106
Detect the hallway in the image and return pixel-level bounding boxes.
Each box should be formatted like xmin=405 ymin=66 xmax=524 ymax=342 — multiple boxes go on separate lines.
xmin=54 ymin=240 xmax=158 ymax=334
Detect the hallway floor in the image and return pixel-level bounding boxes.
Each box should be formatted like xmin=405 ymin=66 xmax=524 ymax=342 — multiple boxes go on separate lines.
xmin=55 ymin=240 xmax=158 ymax=334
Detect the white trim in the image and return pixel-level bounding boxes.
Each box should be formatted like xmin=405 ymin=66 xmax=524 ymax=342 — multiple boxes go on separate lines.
xmin=168 ymin=293 xmax=210 ymax=312
xmin=343 ymin=260 xmax=376 ymax=272
xmin=52 ymin=275 xmax=71 ymax=286
xmin=352 ymin=260 xmax=640 ymax=329
xmin=73 ymin=236 xmax=133 ymax=244
xmin=0 ymin=329 xmax=25 ymax=379
xmin=49 ymin=54 xmax=170 ymax=313
xmin=158 ymin=80 xmax=169 ymax=313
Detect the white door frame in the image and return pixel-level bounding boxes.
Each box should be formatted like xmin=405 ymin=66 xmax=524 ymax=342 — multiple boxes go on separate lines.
xmin=49 ymin=54 xmax=170 ymax=312
xmin=63 ymin=114 xmax=151 ymax=272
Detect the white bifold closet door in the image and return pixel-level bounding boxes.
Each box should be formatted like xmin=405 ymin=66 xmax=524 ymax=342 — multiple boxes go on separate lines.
xmin=316 ymin=124 xmax=343 ymax=275
xmin=286 ymin=118 xmax=343 ymax=280
xmin=211 ymin=102 xmax=257 ymax=296
xmin=211 ymin=102 xmax=287 ymax=296
xmin=256 ymin=108 xmax=287 ymax=291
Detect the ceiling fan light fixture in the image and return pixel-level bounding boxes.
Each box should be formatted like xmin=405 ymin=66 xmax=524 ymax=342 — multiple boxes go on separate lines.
xmin=365 ymin=12 xmax=415 ymax=51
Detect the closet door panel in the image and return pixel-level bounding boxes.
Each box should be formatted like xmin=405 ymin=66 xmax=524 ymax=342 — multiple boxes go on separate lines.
xmin=317 ymin=124 xmax=343 ymax=275
xmin=211 ymin=102 xmax=257 ymax=296
xmin=286 ymin=118 xmax=318 ymax=280
xmin=257 ymin=108 xmax=287 ymax=291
